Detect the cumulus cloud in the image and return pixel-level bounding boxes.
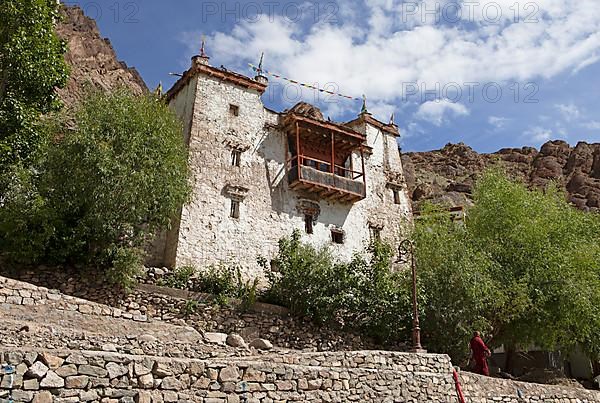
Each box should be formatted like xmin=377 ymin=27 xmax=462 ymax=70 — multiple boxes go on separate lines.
xmin=524 ymin=126 xmax=554 ymax=142
xmin=415 ymin=100 xmax=469 ymax=126
xmin=179 ymin=0 xmax=600 ymax=130
xmin=488 ymin=116 xmax=511 ymax=130
xmin=555 ymin=103 xmax=582 ymax=122
xmin=188 ymin=0 xmax=600 ymax=104
xmin=583 ymin=121 xmax=600 ymax=130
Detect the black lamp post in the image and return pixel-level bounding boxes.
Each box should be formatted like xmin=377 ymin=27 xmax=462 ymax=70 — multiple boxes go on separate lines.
xmin=397 ymin=239 xmax=426 ymax=353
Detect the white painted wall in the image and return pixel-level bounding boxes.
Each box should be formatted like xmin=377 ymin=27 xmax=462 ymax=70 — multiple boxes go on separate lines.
xmin=163 ymin=68 xmax=413 ymax=278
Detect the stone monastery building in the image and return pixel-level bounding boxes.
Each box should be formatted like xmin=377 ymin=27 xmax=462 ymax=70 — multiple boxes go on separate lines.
xmin=150 ymin=49 xmax=413 ymax=276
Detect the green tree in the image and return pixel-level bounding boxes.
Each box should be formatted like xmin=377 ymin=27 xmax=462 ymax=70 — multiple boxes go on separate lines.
xmin=414 ymin=171 xmax=600 ymax=363
xmin=260 ymin=231 xmax=412 ymax=343
xmin=0 ymin=89 xmax=191 ymax=286
xmin=0 ymin=0 xmax=69 ymax=171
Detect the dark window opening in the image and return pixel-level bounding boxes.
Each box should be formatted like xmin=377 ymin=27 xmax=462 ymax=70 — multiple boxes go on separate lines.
xmin=304 ymin=214 xmax=314 ymax=234
xmin=370 ymin=226 xmax=382 ymax=241
xmin=231 ymin=150 xmax=241 ymax=167
xmin=229 ymin=104 xmax=239 ymax=116
xmin=393 ymin=189 xmax=401 ymax=205
xmin=230 ymin=200 xmax=240 ymax=219
xmin=331 ymin=228 xmax=344 ymax=244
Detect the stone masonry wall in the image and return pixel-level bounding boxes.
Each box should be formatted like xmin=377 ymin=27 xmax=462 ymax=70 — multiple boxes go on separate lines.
xmin=2 ymin=349 xmax=599 ymax=403
xmin=0 ymin=269 xmax=391 ymax=352
xmin=0 ymin=276 xmax=146 ymax=323
xmin=2 ymin=274 xmax=600 ymax=402
xmin=0 ymin=349 xmax=457 ymax=403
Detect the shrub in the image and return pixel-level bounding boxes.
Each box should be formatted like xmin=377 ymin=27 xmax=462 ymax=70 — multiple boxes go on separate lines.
xmin=260 ymin=230 xmax=412 ymax=343
xmin=0 ymin=89 xmax=191 ymax=287
xmin=183 ymin=299 xmax=199 ymax=316
xmin=193 ymin=264 xmax=237 ymax=296
xmin=193 ymin=265 xmax=260 ymax=309
xmin=159 ymin=265 xmax=196 ymax=289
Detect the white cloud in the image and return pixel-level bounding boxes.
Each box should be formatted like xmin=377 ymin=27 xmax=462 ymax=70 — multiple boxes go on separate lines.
xmin=488 ymin=116 xmax=510 ymax=130
xmin=415 ymin=100 xmax=469 ymax=126
xmin=555 ymin=103 xmax=582 ymax=122
xmin=523 ymin=126 xmax=554 ymax=142
xmin=193 ymin=0 xmax=600 ymax=105
xmin=583 ymin=121 xmax=600 ymax=130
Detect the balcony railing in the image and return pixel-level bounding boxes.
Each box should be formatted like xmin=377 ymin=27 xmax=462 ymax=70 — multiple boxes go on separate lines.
xmin=286 ymin=155 xmax=366 ymax=202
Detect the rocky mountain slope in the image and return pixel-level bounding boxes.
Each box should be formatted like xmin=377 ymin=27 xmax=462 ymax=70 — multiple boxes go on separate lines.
xmin=402 ymin=140 xmax=600 ymax=212
xmin=55 ymin=5 xmax=147 ymax=107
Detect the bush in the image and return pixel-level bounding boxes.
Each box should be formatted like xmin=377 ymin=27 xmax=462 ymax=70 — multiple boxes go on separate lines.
xmin=194 ymin=265 xmax=259 ymax=309
xmin=0 ymin=89 xmax=191 ymax=287
xmin=414 ymin=170 xmax=600 ymax=364
xmin=161 ymin=264 xmax=260 ymax=309
xmin=260 ymin=230 xmax=412 ymax=343
xmin=159 ymin=265 xmax=196 ymax=289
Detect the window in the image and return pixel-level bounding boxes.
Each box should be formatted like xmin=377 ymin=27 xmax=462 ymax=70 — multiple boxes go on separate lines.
xmin=393 ymin=189 xmax=401 ymax=205
xmin=230 ymin=200 xmax=240 ymax=219
xmin=304 ymin=214 xmax=314 ymax=234
xmin=231 ymin=150 xmax=241 ymax=167
xmin=229 ymin=104 xmax=239 ymax=116
xmin=331 ymin=228 xmax=344 ymax=244
xmin=369 ymin=226 xmax=382 ymax=241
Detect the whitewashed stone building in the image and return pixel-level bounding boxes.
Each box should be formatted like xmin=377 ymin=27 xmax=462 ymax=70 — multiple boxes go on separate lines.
xmin=150 ymin=50 xmax=413 ymax=277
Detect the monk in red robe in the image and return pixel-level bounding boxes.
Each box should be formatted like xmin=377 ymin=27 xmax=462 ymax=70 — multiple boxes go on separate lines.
xmin=470 ymin=331 xmax=491 ymax=376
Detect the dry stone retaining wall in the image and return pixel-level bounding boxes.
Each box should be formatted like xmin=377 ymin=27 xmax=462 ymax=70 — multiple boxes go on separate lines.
xmin=1 ymin=349 xmax=599 ymax=403
xmin=2 ymin=274 xmax=600 ymax=402
xmin=0 ymin=349 xmax=457 ymax=403
xmin=0 ymin=276 xmax=147 ymax=322
xmin=1 ymin=269 xmax=384 ymax=352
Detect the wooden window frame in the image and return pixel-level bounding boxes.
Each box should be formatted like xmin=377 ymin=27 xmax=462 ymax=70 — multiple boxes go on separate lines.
xmin=393 ymin=189 xmax=401 ymax=205
xmin=331 ymin=228 xmax=344 ymax=244
xmin=231 ymin=149 xmax=242 ymax=167
xmin=229 ymin=104 xmax=239 ymax=116
xmin=304 ymin=214 xmax=314 ymax=234
xmin=230 ymin=200 xmax=240 ymax=219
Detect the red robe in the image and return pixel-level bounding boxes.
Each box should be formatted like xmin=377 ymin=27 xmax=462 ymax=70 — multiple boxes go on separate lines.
xmin=470 ymin=336 xmax=490 ymax=376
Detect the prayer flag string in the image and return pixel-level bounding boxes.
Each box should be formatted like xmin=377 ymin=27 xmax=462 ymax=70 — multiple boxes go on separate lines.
xmin=248 ymin=63 xmax=361 ymax=101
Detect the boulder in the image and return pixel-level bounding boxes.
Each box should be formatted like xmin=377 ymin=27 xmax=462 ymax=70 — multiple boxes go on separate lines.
xmin=226 ymin=334 xmax=247 ymax=348
xmin=204 ymin=332 xmax=227 ymax=345
xmin=249 ymin=338 xmax=273 ymax=350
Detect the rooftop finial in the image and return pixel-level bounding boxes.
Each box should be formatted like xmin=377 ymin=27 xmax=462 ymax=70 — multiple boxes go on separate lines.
xmin=360 ymin=95 xmax=368 ymax=115
xmin=389 ymin=112 xmax=395 ymax=126
xmin=154 ymin=81 xmax=163 ymax=96
xmin=254 ymin=52 xmax=268 ymax=85
xmin=258 ymin=52 xmax=264 ymax=73
xmin=200 ymin=35 xmax=207 ymax=58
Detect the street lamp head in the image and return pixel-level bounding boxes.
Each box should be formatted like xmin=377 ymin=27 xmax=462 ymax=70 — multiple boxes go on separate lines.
xmin=396 ymin=239 xmax=414 ymax=264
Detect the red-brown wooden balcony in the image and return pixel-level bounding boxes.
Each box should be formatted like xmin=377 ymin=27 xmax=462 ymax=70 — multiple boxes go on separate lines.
xmin=287 ymin=155 xmax=366 ymax=202
xmin=281 ymin=103 xmax=369 ymax=203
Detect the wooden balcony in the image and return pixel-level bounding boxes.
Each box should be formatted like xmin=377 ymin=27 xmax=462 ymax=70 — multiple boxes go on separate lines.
xmin=287 ymin=155 xmax=366 ymax=203
xmin=281 ymin=104 xmax=369 ymax=203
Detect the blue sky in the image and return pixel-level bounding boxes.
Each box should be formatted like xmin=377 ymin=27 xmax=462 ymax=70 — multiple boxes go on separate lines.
xmin=63 ymin=0 xmax=600 ymax=152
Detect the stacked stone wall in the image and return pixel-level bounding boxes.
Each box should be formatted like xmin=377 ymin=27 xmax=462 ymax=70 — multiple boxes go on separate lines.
xmin=2 ymin=274 xmax=600 ymax=402
xmin=0 ymin=276 xmax=146 ymax=322
xmin=1 ymin=269 xmax=385 ymax=352
xmin=1 ymin=349 xmax=599 ymax=403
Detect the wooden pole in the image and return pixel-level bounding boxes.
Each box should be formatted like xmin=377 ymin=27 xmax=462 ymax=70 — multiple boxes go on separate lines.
xmin=295 ymin=121 xmax=301 ymax=181
xmin=360 ymin=146 xmax=366 ymax=196
xmin=330 ymin=130 xmax=335 ymax=174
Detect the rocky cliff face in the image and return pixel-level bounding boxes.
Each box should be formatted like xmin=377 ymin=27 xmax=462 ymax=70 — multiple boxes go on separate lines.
xmin=55 ymin=5 xmax=148 ymax=107
xmin=402 ymin=140 xmax=600 ymax=212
